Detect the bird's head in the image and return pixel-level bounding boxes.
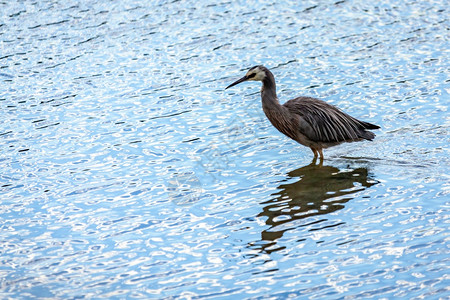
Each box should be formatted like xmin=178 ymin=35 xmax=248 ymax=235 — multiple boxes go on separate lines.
xmin=225 ymin=65 xmax=267 ymax=89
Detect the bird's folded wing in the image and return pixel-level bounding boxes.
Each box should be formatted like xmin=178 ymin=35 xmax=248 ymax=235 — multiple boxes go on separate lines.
xmin=284 ymin=97 xmax=367 ymax=143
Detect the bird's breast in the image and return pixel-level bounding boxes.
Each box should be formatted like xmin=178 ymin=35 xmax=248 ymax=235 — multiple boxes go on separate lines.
xmin=262 ymin=107 xmax=299 ymax=141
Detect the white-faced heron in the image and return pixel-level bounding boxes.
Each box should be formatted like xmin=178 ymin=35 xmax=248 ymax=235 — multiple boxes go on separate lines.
xmin=225 ymin=65 xmax=380 ymax=160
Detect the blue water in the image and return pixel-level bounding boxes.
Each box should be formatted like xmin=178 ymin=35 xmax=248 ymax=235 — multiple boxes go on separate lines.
xmin=1 ymin=0 xmax=449 ymax=299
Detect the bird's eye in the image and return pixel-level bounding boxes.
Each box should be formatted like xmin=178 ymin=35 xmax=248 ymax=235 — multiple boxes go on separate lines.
xmin=247 ymin=73 xmax=256 ymax=79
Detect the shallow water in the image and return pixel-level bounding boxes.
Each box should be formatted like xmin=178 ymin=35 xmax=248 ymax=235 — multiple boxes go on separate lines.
xmin=1 ymin=0 xmax=449 ymax=299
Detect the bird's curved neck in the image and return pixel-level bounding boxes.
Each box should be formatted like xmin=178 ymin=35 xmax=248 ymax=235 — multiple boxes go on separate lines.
xmin=261 ymin=70 xmax=279 ymax=109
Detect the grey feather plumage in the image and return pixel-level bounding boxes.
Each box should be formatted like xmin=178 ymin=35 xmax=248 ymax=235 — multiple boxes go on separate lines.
xmin=283 ymin=97 xmax=378 ymax=143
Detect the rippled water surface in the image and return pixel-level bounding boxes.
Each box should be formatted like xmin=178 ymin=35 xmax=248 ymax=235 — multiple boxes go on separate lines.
xmin=1 ymin=0 xmax=449 ymax=299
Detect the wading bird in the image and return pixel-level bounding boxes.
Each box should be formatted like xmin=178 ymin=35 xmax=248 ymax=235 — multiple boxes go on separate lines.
xmin=225 ymin=65 xmax=380 ymax=160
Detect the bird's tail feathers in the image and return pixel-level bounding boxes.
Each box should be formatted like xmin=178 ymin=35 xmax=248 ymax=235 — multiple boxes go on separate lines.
xmin=360 ymin=121 xmax=380 ymax=130
xmin=359 ymin=130 xmax=376 ymax=141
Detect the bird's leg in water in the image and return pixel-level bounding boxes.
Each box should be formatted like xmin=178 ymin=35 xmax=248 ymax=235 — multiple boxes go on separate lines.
xmin=318 ymin=149 xmax=324 ymax=160
xmin=311 ymin=155 xmax=324 ymax=166
xmin=311 ymin=156 xmax=324 ymax=166
xmin=311 ymin=148 xmax=324 ymax=162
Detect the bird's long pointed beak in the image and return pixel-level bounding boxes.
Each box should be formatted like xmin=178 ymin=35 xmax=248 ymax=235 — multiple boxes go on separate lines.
xmin=225 ymin=76 xmax=248 ymax=90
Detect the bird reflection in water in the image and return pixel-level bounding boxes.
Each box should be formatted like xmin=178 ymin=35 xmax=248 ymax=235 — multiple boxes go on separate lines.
xmin=250 ymin=161 xmax=378 ymax=254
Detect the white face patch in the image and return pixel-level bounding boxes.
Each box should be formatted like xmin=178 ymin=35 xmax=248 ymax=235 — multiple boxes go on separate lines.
xmin=246 ymin=67 xmax=266 ymax=81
